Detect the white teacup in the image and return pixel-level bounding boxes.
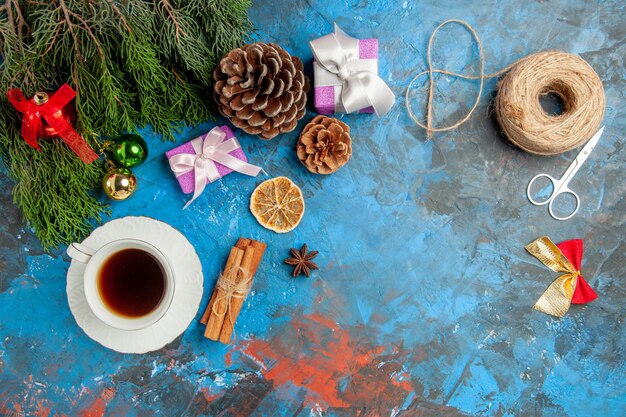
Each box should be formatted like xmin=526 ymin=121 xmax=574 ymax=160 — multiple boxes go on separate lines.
xmin=67 ymin=239 xmax=175 ymax=331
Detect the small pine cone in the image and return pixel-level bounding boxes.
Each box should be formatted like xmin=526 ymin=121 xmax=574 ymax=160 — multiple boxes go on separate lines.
xmin=297 ymin=116 xmax=352 ymax=174
xmin=213 ymin=42 xmax=310 ymax=140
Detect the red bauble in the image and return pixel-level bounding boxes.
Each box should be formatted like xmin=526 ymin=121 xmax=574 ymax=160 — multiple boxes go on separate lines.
xmin=32 ymin=92 xmax=77 ymax=140
xmin=8 ymin=84 xmax=98 ymax=163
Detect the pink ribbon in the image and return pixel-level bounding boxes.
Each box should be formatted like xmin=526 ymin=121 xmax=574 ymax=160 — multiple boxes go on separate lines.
xmin=168 ymin=127 xmax=264 ymax=208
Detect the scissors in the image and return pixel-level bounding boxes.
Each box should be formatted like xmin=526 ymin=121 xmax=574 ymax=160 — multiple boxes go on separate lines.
xmin=526 ymin=126 xmax=605 ymax=221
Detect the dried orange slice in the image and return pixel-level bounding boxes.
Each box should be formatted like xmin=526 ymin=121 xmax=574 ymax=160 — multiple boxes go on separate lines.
xmin=250 ymin=176 xmax=305 ymax=233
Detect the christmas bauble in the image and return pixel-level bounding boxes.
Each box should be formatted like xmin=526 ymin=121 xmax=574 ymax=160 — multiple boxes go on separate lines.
xmin=102 ymin=167 xmax=137 ymax=200
xmin=33 ymin=91 xmax=77 ymax=140
xmin=110 ymin=134 xmax=148 ymax=168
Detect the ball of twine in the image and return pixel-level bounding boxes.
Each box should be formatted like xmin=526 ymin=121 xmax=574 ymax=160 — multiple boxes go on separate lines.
xmin=495 ymin=51 xmax=605 ymax=155
xmin=406 ymin=20 xmax=606 ymax=156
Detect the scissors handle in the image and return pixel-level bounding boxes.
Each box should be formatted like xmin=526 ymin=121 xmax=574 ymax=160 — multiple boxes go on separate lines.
xmin=527 ymin=173 xmax=559 ymax=206
xmin=548 ymin=188 xmax=581 ymax=221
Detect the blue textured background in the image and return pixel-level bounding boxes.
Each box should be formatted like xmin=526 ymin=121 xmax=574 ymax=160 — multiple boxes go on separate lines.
xmin=1 ymin=1 xmax=625 ymax=416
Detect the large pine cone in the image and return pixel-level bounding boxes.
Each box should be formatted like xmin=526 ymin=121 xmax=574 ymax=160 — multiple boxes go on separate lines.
xmin=297 ymin=116 xmax=352 ymax=174
xmin=213 ymin=43 xmax=310 ymax=140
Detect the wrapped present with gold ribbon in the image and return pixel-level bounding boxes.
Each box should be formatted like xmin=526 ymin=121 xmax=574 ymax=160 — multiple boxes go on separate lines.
xmin=310 ymin=24 xmax=395 ymax=116
xmin=526 ymin=236 xmax=598 ymax=317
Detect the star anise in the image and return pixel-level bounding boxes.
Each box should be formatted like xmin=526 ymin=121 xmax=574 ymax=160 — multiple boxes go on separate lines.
xmin=284 ymin=244 xmax=319 ymax=277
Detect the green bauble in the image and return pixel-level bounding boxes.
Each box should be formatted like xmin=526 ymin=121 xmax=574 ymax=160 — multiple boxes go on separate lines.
xmin=111 ymin=134 xmax=148 ymax=168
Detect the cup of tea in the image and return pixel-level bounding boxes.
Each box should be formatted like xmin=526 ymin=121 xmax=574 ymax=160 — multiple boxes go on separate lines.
xmin=67 ymin=239 xmax=175 ymax=331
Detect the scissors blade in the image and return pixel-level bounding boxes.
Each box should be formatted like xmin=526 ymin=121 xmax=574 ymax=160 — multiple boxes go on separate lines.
xmin=556 ymin=126 xmax=604 ymax=188
xmin=575 ymin=126 xmax=605 ymax=164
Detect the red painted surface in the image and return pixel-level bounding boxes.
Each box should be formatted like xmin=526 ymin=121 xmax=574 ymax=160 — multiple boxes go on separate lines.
xmin=238 ymin=313 xmax=412 ymax=409
xmin=79 ymin=387 xmax=115 ymax=417
xmin=33 ymin=400 xmax=51 ymax=417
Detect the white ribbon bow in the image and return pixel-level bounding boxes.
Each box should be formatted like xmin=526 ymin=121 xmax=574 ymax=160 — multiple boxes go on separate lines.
xmin=169 ymin=127 xmax=264 ymax=208
xmin=310 ymin=24 xmax=395 ymax=116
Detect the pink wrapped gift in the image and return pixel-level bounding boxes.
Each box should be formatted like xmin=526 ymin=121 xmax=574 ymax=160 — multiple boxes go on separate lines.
xmin=166 ymin=126 xmax=263 ymax=207
xmin=310 ymin=24 xmax=395 ymax=116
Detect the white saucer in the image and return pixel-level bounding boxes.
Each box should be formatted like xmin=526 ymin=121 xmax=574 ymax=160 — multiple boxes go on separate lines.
xmin=66 ymin=216 xmax=203 ymax=353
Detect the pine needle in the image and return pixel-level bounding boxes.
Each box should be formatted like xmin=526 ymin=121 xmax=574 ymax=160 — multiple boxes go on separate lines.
xmin=0 ymin=0 xmax=252 ymax=250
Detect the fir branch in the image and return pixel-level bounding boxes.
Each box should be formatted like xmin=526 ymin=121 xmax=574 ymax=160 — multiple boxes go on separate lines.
xmin=153 ymin=0 xmax=212 ymax=82
xmin=0 ymin=104 xmax=109 ymax=250
xmin=104 ymin=0 xmax=131 ymax=34
xmin=155 ymin=0 xmax=184 ymax=42
xmin=61 ymin=0 xmax=104 ymax=60
xmin=2 ymin=0 xmax=28 ymax=49
xmin=0 ymin=0 xmax=253 ymax=250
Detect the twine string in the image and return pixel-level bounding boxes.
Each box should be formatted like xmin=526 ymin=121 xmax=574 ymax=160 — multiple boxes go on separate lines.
xmin=406 ymin=19 xmax=605 ymax=155
xmin=212 ymin=265 xmax=253 ymax=325
xmin=494 ymin=50 xmax=605 ymax=155
xmin=406 ymin=19 xmax=514 ymax=137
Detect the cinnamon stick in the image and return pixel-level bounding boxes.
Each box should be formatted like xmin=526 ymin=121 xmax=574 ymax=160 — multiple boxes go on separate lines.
xmin=199 ymin=290 xmax=217 ymax=325
xmin=236 ymin=238 xmax=266 ymax=277
xmin=218 ymin=239 xmax=267 ymax=343
xmin=201 ymin=246 xmax=244 ymax=324
xmin=203 ymin=246 xmax=244 ymax=340
xmin=236 ymin=237 xmax=251 ymax=249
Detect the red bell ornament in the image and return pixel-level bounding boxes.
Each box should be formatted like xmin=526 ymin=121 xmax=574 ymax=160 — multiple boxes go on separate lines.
xmin=7 ymin=84 xmax=99 ymax=164
xmin=34 ymin=91 xmax=77 ymax=140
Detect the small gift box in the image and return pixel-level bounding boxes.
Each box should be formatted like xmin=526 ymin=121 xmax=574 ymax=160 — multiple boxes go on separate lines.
xmin=166 ymin=126 xmax=263 ymax=208
xmin=310 ymin=24 xmax=395 ymax=116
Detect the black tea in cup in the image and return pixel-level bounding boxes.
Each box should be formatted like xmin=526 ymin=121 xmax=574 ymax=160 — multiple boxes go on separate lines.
xmin=97 ymin=249 xmax=166 ymax=318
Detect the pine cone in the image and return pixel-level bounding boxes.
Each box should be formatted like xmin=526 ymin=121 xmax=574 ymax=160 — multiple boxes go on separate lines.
xmin=297 ymin=116 xmax=352 ymax=174
xmin=213 ymin=43 xmax=310 ymax=140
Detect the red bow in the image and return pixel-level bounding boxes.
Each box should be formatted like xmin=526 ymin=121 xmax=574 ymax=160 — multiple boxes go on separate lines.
xmin=556 ymin=239 xmax=597 ymax=304
xmin=7 ymin=84 xmax=99 ymax=164
xmin=527 ymin=237 xmax=598 ymax=317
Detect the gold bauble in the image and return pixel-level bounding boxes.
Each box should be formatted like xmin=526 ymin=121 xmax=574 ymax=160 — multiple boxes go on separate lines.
xmin=102 ymin=167 xmax=137 ymax=200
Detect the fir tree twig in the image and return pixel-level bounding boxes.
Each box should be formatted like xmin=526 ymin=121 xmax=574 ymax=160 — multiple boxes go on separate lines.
xmin=0 ymin=0 xmax=252 ymax=250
